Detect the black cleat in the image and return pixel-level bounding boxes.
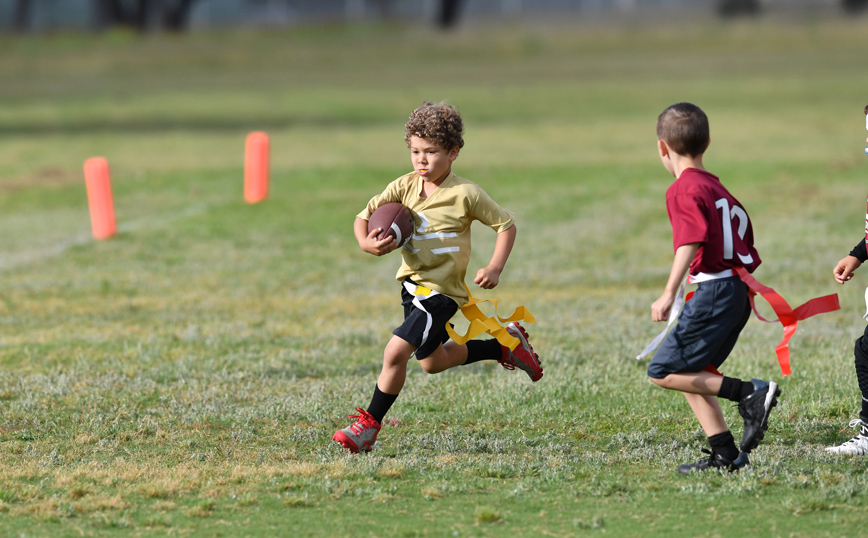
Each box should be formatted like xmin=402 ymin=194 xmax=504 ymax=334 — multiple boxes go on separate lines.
xmin=738 ymin=378 xmax=780 ymax=453
xmin=678 ymin=449 xmax=750 ymax=475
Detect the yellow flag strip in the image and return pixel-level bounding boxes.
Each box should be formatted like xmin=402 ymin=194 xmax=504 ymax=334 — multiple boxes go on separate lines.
xmin=445 ymin=284 xmax=536 ymax=350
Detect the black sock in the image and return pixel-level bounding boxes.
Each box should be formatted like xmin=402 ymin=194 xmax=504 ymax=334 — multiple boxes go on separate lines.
xmin=862 ymin=398 xmax=868 ymax=422
xmin=718 ymin=376 xmax=754 ymax=402
xmin=366 ymin=385 xmax=398 ymax=425
xmin=708 ymin=431 xmax=739 ymax=461
xmin=464 ymin=339 xmax=503 ymax=365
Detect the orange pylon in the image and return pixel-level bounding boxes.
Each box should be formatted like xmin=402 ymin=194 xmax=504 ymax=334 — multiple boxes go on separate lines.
xmin=83 ymin=157 xmax=117 ymax=240
xmin=244 ymin=131 xmax=269 ymax=204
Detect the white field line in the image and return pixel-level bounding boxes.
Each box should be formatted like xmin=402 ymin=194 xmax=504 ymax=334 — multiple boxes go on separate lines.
xmin=0 ymin=202 xmax=212 ymax=272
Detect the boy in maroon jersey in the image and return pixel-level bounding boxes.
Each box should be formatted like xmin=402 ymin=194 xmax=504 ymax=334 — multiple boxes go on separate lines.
xmin=647 ymin=102 xmax=780 ymax=474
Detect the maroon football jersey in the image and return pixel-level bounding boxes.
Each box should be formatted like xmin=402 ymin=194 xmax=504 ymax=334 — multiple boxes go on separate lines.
xmin=666 ymin=168 xmax=761 ymax=276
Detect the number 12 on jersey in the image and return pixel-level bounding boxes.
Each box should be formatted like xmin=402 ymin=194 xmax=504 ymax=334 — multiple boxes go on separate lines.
xmin=715 ymin=198 xmax=754 ymax=265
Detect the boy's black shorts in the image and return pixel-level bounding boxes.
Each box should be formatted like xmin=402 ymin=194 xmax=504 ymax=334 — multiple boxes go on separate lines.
xmin=393 ymin=279 xmax=458 ymax=360
xmin=648 ymin=276 xmax=750 ymax=378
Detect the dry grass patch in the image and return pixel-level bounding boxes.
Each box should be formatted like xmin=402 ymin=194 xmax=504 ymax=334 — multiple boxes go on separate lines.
xmin=377 ymin=463 xmax=406 ymax=479
xmin=138 ymin=481 xmax=178 ymax=500
xmin=151 ymin=500 xmax=177 ymax=512
xmin=228 ymin=464 xmax=258 ymax=484
xmin=1 ymin=461 xmax=43 ymax=481
xmin=184 ymin=500 xmax=214 ymax=518
xmin=436 ymin=455 xmax=460 ymax=466
xmin=73 ymin=494 xmax=128 ymax=514
xmin=203 ymin=488 xmax=224 ymax=499
xmin=67 ymin=485 xmax=91 ymax=500
xmin=284 ymin=461 xmax=324 ymax=478
xmin=10 ymin=498 xmax=62 ymax=518
xmin=421 ymin=486 xmax=442 ymax=499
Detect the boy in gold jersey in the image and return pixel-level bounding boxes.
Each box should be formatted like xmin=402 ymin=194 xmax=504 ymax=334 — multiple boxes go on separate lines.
xmin=333 ymin=101 xmax=543 ymax=453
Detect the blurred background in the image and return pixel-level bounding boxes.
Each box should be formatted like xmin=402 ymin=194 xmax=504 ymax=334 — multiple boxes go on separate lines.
xmin=2 ymin=0 xmax=867 ymax=33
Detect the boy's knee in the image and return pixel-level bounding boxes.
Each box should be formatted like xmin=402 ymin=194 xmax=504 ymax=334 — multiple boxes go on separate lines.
xmin=418 ymin=360 xmax=440 ymax=374
xmin=648 ymin=375 xmax=669 ymax=388
xmin=383 ymin=349 xmax=411 ymax=370
xmin=383 ymin=336 xmax=415 ymax=365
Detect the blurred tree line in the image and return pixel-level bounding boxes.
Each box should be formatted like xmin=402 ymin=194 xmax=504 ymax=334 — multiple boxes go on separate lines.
xmin=719 ymin=0 xmax=867 ymax=16
xmin=369 ymin=0 xmax=462 ymax=27
xmin=95 ymin=0 xmax=199 ymax=31
xmin=8 ymin=0 xmax=867 ymax=33
xmin=9 ymin=0 xmax=463 ymax=32
xmin=12 ymin=0 xmax=199 ymax=31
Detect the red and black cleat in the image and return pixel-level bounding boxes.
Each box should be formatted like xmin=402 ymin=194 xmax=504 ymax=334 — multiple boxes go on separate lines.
xmin=498 ymin=322 xmax=543 ymax=382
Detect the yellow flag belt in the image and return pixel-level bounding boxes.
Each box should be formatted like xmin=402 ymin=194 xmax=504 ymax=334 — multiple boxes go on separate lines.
xmin=444 ymin=284 xmax=536 ymax=350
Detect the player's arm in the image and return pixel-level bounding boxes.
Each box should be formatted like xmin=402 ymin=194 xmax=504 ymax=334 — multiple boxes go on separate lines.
xmin=474 ymin=225 xmax=516 ymax=289
xmin=651 ymin=242 xmax=699 ymax=322
xmin=834 ymin=239 xmax=868 ymax=284
xmin=355 ymin=217 xmax=397 ymax=256
xmin=834 ymin=256 xmax=862 ymax=284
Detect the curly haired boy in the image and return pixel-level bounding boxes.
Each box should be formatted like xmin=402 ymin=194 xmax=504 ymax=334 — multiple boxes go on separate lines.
xmin=333 ymin=101 xmax=543 ymax=453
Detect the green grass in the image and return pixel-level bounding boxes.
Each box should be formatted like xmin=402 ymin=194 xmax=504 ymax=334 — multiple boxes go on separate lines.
xmin=3 ymin=15 xmax=868 ymax=537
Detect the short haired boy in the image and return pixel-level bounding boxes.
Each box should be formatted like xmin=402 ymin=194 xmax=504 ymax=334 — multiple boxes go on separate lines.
xmin=648 ymin=102 xmax=781 ymax=474
xmin=333 ymin=101 xmax=543 ymax=453
xmin=825 ymin=105 xmax=868 ymax=456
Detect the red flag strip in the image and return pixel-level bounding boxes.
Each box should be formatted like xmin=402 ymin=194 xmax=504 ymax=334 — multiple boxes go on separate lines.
xmin=733 ymin=267 xmax=840 ymax=376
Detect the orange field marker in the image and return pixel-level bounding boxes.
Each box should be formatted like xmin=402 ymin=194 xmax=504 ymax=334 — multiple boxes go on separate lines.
xmin=244 ymin=131 xmax=270 ymax=203
xmin=83 ymin=157 xmax=117 ymax=240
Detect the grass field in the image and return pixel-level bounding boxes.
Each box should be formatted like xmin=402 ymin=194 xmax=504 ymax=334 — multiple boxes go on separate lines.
xmin=2 ymin=13 xmax=868 ymax=537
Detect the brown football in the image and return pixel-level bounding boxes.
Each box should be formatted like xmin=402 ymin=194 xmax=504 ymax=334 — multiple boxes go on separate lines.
xmin=367 ymin=202 xmax=414 ymax=247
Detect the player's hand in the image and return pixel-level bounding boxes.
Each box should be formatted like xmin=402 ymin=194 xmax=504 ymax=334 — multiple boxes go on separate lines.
xmin=651 ymin=292 xmax=675 ymax=322
xmin=833 ymin=255 xmax=862 ymax=284
xmin=474 ymin=266 xmax=502 ymax=289
xmin=361 ymin=228 xmax=397 ymax=256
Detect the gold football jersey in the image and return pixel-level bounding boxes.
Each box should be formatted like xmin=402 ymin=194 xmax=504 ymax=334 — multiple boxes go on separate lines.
xmin=358 ymin=171 xmax=515 ymax=306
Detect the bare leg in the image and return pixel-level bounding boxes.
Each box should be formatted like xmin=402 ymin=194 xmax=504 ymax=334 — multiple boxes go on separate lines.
xmin=417 ymin=341 xmax=468 ymax=374
xmin=377 ymin=335 xmax=416 ymax=394
xmin=649 ymin=371 xmax=724 ymax=395
xmin=651 ymin=371 xmax=728 ymax=436
xmin=683 ymin=392 xmax=729 ymax=436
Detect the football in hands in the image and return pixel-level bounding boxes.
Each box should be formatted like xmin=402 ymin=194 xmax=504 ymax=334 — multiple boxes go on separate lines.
xmin=367 ymin=202 xmax=414 ymax=247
